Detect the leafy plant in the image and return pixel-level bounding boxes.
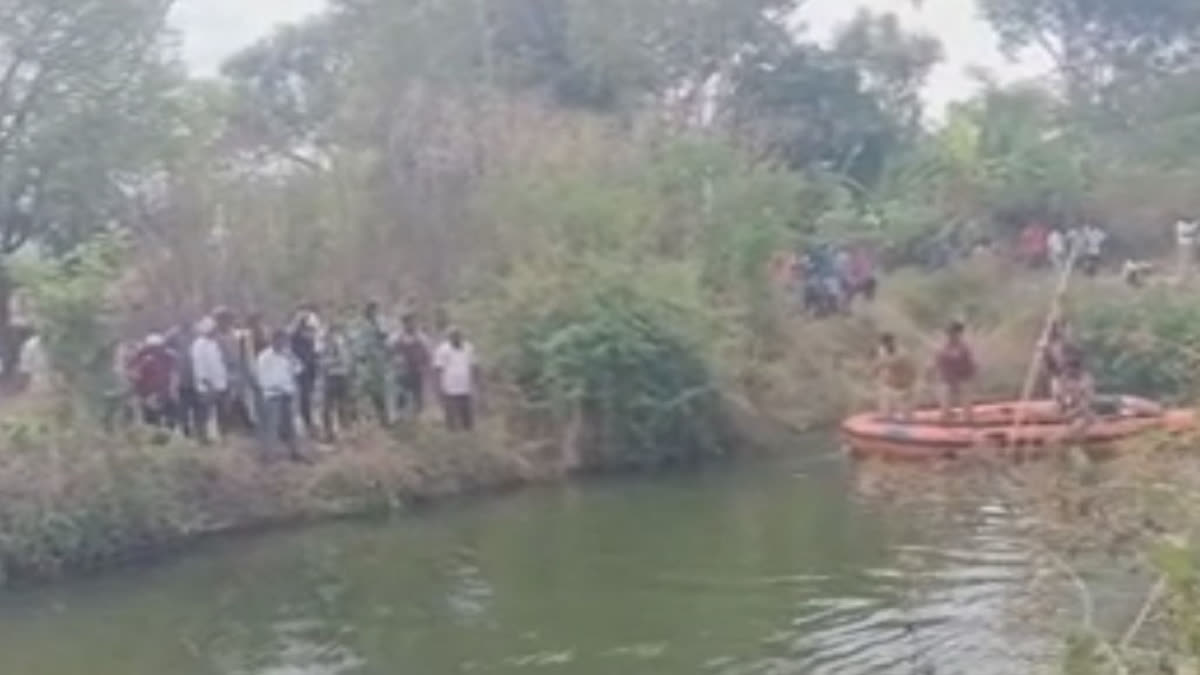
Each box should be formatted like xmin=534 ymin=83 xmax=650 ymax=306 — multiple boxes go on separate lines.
xmin=1076 ymin=290 xmax=1200 ymax=402
xmin=12 ymin=236 xmax=129 ymax=413
xmin=508 ymin=280 xmax=729 ymax=470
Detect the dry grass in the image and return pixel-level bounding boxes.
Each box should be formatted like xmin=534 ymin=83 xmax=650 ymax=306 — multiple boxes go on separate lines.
xmin=742 ymin=262 xmax=1056 ymax=429
xmin=0 ymin=403 xmax=553 ymax=584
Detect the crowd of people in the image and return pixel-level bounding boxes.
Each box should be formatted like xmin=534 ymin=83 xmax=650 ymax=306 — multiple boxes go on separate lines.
xmin=770 ymin=222 xmax=1116 ymax=322
xmin=1017 ymin=221 xmax=1109 ymax=275
xmin=771 ymin=242 xmax=879 ymax=317
xmin=33 ymin=302 xmax=483 ymax=461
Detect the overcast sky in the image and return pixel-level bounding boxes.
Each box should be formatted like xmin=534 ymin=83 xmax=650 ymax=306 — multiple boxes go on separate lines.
xmin=171 ymin=0 xmax=1046 ymax=112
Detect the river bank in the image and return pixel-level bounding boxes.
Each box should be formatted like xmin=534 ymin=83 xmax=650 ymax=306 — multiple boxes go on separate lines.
xmin=0 ymin=392 xmax=804 ymax=586
xmin=0 ymin=416 xmax=549 ymax=585
xmin=0 ymin=446 xmax=1046 ymax=675
xmin=1 ymin=263 xmax=1188 ymax=587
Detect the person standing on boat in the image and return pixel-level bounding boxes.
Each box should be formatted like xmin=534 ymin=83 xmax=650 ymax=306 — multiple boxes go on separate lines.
xmin=935 ymin=321 xmax=976 ymax=424
xmin=1039 ymin=320 xmax=1078 ymax=398
xmin=874 ymin=333 xmax=916 ymax=421
xmin=1055 ymin=353 xmax=1096 ymax=434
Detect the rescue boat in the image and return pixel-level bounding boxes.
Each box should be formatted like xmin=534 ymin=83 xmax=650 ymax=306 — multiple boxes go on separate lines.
xmin=841 ymin=397 xmax=1195 ymax=461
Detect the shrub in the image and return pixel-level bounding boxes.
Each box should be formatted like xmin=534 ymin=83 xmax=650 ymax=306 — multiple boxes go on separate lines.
xmin=503 ymin=279 xmax=731 ymax=470
xmin=1076 ymin=288 xmax=1200 ymax=402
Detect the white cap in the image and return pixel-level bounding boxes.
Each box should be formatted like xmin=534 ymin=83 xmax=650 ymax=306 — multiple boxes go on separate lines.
xmin=145 ymin=333 xmax=165 ymax=347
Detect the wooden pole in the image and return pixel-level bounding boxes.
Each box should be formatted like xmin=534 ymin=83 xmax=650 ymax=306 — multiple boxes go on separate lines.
xmin=1010 ymin=242 xmax=1081 ymax=435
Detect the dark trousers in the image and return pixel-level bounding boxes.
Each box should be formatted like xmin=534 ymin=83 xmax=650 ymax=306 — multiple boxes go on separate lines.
xmin=216 ymin=390 xmax=253 ymax=436
xmin=364 ymin=387 xmax=388 ymax=426
xmin=261 ymin=394 xmax=299 ymax=460
xmin=398 ymin=371 xmax=425 ymax=415
xmin=194 ymin=392 xmax=218 ymax=443
xmin=141 ymin=396 xmax=178 ymax=430
xmin=178 ymin=384 xmax=201 ymax=438
xmin=322 ymin=374 xmax=353 ymax=440
xmin=297 ymin=370 xmax=316 ymax=433
xmin=442 ymin=394 xmax=474 ymax=431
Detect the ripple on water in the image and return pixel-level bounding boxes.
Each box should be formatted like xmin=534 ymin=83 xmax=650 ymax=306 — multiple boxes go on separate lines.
xmin=218 ymin=615 xmax=367 ymax=675
xmin=733 ymin=509 xmax=1040 ymax=675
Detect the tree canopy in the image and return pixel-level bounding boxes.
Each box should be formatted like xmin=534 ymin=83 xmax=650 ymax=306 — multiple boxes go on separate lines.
xmin=0 ymin=0 xmax=179 ymax=258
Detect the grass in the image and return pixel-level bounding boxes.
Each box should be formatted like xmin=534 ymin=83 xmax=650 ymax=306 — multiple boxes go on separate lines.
xmin=744 ymin=261 xmax=1058 ymax=427
xmin=0 ymin=397 xmax=554 ymax=585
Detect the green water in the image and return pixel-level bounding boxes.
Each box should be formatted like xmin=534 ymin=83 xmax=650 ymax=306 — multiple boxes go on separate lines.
xmin=0 ymin=448 xmax=1044 ymax=675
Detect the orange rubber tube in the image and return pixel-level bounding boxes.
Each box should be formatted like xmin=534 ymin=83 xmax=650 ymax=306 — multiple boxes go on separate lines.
xmin=841 ymin=397 xmax=1194 ymax=461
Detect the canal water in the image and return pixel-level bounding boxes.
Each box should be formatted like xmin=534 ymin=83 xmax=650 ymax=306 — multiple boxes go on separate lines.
xmin=0 ymin=446 xmax=1049 ymax=674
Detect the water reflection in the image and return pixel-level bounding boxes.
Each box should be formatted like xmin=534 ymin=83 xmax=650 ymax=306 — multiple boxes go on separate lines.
xmin=0 ymin=447 xmax=1052 ymax=675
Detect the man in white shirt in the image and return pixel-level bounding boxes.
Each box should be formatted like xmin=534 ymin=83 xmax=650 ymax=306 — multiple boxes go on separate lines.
xmin=1047 ymin=228 xmax=1067 ymax=271
xmin=256 ymin=330 xmax=302 ymax=461
xmin=190 ymin=317 xmax=228 ymax=443
xmin=1176 ymin=217 xmax=1199 ymax=278
xmin=1081 ymin=224 xmax=1107 ymax=277
xmin=433 ymin=327 xmax=479 ymax=431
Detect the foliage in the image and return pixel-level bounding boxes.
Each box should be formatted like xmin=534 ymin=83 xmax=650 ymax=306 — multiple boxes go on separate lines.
xmin=11 ymin=237 xmax=128 ymax=410
xmin=1074 ymin=288 xmax=1200 ymax=402
xmin=0 ymin=0 xmax=180 ymax=257
xmin=980 ymin=0 xmax=1200 ymax=106
xmin=730 ymin=11 xmax=941 ymax=187
xmin=502 ymin=277 xmax=729 ymax=470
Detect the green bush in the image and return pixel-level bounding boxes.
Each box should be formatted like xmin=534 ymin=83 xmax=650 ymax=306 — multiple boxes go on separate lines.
xmin=1076 ymin=289 xmax=1200 ymax=402
xmin=508 ymin=281 xmax=730 ymax=470
xmin=12 ymin=236 xmax=128 ymax=412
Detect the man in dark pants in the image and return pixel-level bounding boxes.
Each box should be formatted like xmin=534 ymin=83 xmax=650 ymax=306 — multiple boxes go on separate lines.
xmin=290 ymin=306 xmax=320 ymax=435
xmin=394 ymin=312 xmax=430 ymax=418
xmin=167 ymin=324 xmax=199 ymax=437
xmin=320 ymin=320 xmax=355 ymax=441
xmin=355 ymin=301 xmax=390 ymax=426
xmin=433 ymin=327 xmax=479 ymax=431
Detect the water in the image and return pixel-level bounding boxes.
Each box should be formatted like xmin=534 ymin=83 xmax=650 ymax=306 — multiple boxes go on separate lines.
xmin=0 ymin=445 xmax=1048 ymax=675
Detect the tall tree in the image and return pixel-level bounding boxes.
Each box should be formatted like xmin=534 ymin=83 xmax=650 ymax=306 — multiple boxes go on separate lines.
xmin=222 ymin=15 xmax=355 ymax=170
xmin=0 ymin=0 xmax=178 ymax=362
xmin=981 ymin=0 xmax=1200 ymax=105
xmin=729 ymin=11 xmax=941 ymax=187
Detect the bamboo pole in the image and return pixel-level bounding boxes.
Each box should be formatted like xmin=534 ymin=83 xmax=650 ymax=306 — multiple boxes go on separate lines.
xmin=1009 ymin=242 xmax=1081 ymax=436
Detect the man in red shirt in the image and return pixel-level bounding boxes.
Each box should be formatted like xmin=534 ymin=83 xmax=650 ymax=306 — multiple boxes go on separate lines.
xmin=1019 ymin=222 xmax=1049 ymax=269
xmin=935 ymin=321 xmax=977 ymax=424
xmin=129 ymin=333 xmax=177 ymax=429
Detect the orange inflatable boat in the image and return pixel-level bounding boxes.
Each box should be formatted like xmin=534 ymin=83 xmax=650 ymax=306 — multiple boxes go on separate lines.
xmin=842 ymin=397 xmax=1195 ymax=461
